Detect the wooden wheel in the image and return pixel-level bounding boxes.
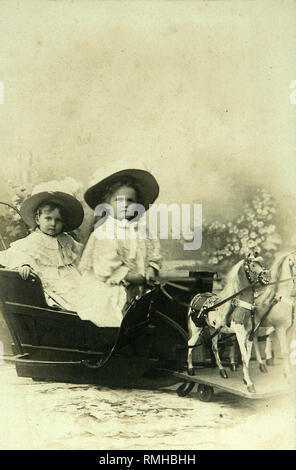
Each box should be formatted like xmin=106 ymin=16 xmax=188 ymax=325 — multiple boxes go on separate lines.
xmin=196 ymin=384 xmax=214 ymax=402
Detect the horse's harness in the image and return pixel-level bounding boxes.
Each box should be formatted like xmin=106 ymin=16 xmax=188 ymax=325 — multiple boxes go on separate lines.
xmin=108 ymin=258 xmax=295 ymax=355
xmin=189 ymin=258 xmax=262 ymax=330
xmin=155 ymin=259 xmax=265 ymax=348
xmin=160 ymin=258 xmax=296 ymax=349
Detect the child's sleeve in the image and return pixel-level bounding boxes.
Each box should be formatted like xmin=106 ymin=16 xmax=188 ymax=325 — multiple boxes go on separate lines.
xmin=0 ymin=247 xmax=15 ymax=267
xmin=146 ymin=238 xmax=162 ymax=273
xmin=79 ymin=233 xmax=129 ymax=285
xmin=69 ymin=237 xmax=84 ymax=266
xmin=0 ymin=237 xmax=38 ymax=271
xmin=78 ymin=232 xmax=96 ymax=273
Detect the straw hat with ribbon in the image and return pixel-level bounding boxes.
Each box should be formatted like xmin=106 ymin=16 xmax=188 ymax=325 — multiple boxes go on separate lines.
xmin=84 ymin=162 xmax=159 ymax=211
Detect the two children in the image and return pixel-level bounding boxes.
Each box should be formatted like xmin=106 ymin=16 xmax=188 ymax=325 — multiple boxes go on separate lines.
xmin=0 ymin=168 xmax=161 ymax=327
xmin=0 ymin=190 xmax=84 ymax=311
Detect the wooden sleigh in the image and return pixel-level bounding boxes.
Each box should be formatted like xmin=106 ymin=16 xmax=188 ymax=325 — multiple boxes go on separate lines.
xmin=1 ymin=268 xmax=289 ymax=401
xmin=0 ymin=268 xmax=215 ymax=388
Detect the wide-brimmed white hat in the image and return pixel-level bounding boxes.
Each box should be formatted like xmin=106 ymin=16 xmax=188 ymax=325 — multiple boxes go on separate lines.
xmin=84 ymin=163 xmax=159 ymax=211
xmin=20 ymin=191 xmax=84 ymax=231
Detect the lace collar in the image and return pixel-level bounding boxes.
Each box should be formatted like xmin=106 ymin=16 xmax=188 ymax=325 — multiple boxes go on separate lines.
xmin=32 ymin=229 xmax=73 ymax=249
xmin=94 ymin=216 xmax=143 ymax=239
xmin=27 ymin=229 xmax=79 ymax=266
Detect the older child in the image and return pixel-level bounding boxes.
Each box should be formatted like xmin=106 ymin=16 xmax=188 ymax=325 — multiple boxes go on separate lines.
xmin=0 ymin=191 xmax=84 ymax=310
xmin=76 ymin=167 xmax=162 ymax=327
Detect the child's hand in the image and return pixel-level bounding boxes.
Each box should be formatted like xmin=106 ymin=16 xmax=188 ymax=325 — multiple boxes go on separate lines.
xmin=125 ymin=271 xmax=146 ymax=286
xmin=146 ymin=267 xmax=158 ymax=286
xmin=18 ymin=265 xmax=32 ymax=280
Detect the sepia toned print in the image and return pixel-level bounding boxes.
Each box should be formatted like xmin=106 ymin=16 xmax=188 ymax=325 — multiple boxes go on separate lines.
xmin=0 ymin=0 xmax=295 ymax=451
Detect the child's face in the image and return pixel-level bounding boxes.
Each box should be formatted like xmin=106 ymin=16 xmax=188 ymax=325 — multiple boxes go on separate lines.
xmin=36 ymin=206 xmax=64 ymax=236
xmin=108 ymin=186 xmax=138 ymax=221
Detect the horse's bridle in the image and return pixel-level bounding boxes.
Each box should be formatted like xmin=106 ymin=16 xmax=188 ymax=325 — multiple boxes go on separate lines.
xmin=243 ymin=256 xmax=270 ymax=286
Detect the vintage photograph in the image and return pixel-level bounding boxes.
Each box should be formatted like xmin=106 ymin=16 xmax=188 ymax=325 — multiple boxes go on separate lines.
xmin=0 ymin=0 xmax=295 ymax=451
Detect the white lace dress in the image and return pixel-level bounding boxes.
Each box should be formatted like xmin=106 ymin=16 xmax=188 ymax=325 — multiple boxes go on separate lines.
xmin=0 ymin=229 xmax=83 ymax=311
xmin=76 ymin=217 xmax=162 ymax=327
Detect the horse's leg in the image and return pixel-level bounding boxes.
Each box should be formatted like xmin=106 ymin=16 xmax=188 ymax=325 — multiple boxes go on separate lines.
xmin=187 ymin=324 xmax=202 ymax=376
xmin=211 ymin=333 xmax=228 ymax=379
xmin=234 ymin=323 xmax=256 ymax=393
xmin=245 ymin=332 xmax=254 ymax=367
xmin=229 ymin=340 xmax=238 ymax=371
xmin=253 ymin=335 xmax=268 ymax=373
xmin=275 ymin=327 xmax=290 ymax=379
xmin=265 ymin=332 xmax=274 ymax=366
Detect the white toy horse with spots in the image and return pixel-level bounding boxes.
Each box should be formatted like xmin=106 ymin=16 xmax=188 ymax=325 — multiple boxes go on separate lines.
xmin=187 ymin=254 xmax=270 ymax=393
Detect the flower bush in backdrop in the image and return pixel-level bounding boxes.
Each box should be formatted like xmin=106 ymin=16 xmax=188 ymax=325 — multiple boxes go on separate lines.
xmin=201 ymin=188 xmax=282 ymax=270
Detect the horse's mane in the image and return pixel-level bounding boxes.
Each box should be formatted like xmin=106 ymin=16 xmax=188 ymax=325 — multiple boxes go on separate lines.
xmin=218 ymin=260 xmax=245 ymax=315
xmin=221 ymin=259 xmax=245 ymax=299
xmin=257 ymin=251 xmax=293 ymax=304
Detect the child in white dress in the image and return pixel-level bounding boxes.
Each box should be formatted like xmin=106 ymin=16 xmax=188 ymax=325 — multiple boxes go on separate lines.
xmin=76 ymin=168 xmax=162 ymax=327
xmin=0 ymin=191 xmax=84 ymax=311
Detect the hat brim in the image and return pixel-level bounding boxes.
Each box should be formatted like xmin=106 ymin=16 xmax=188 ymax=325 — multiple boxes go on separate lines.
xmin=84 ymin=169 xmax=159 ymax=211
xmin=20 ymin=191 xmax=84 ymax=231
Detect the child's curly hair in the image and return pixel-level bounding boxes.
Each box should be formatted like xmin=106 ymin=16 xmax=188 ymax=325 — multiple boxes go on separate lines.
xmin=35 ymin=201 xmax=69 ymax=231
xmin=101 ymin=177 xmax=142 ymax=204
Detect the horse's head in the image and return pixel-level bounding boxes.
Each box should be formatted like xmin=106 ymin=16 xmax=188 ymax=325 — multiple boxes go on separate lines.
xmin=243 ymin=252 xmax=270 ymax=286
xmin=287 ymin=252 xmax=296 ymax=279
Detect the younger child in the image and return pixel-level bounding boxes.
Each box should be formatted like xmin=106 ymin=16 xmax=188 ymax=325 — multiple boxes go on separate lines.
xmin=76 ymin=167 xmax=162 ymax=327
xmin=0 ymin=190 xmax=84 ymax=311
